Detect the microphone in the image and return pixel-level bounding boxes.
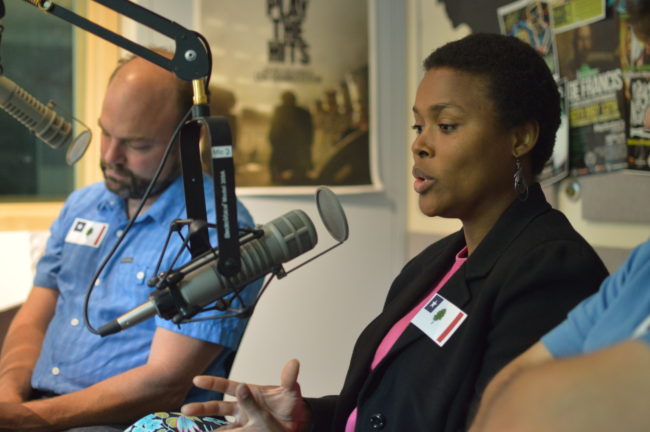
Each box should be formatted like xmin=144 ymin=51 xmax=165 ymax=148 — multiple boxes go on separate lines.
xmin=98 ymin=209 xmax=318 ymax=336
xmin=0 ymin=75 xmax=91 ymax=164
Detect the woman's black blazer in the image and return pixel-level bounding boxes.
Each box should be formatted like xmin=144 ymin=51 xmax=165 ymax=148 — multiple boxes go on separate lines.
xmin=307 ymin=184 xmax=608 ymax=432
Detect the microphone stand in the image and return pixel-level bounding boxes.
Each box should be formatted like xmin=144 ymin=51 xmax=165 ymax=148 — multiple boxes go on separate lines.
xmin=25 ymin=0 xmax=241 ymax=275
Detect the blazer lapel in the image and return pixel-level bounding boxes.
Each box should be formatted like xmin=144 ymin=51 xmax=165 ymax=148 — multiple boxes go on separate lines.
xmin=338 ymin=185 xmax=553 ymax=427
xmin=357 ymin=233 xmax=467 ymax=379
xmin=383 ymin=250 xmax=473 ymax=362
xmin=339 ymin=232 xmax=465 ymax=407
xmin=367 ymin=186 xmax=550 ymax=372
xmin=386 ymin=185 xmax=552 ymax=363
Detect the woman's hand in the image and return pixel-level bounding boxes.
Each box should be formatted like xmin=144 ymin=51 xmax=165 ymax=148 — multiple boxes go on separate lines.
xmin=181 ymin=359 xmax=310 ymax=432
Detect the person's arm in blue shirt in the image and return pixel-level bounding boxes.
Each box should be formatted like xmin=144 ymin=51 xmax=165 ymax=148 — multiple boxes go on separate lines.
xmin=0 ymin=285 xmax=225 ymax=430
xmin=0 ymin=287 xmax=57 ymax=403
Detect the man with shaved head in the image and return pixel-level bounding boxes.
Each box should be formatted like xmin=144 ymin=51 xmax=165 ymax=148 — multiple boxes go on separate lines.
xmin=0 ymin=51 xmax=261 ymax=431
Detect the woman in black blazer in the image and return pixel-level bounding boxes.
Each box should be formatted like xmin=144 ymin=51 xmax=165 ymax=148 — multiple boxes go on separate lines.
xmin=142 ymin=34 xmax=609 ymax=432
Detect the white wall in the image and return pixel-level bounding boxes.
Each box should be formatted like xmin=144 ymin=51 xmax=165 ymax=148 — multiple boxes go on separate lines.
xmin=0 ymin=231 xmax=48 ymax=311
xmin=126 ymin=0 xmax=409 ymax=397
xmin=226 ymin=0 xmax=408 ymax=397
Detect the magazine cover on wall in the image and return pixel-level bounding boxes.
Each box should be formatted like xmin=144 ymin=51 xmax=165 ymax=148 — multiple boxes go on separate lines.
xmin=498 ymin=0 xmax=569 ymax=186
xmin=619 ymin=6 xmax=650 ymax=172
xmin=196 ymin=0 xmax=376 ymax=195
xmin=554 ymin=12 xmax=628 ymax=175
xmin=498 ymin=0 xmax=559 ymax=76
xmin=549 ymin=0 xmax=606 ymax=34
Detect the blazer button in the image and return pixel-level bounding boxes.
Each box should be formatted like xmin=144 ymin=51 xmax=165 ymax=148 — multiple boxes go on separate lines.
xmin=369 ymin=413 xmax=386 ymax=429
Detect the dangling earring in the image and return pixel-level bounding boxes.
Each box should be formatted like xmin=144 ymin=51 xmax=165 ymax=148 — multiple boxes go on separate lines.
xmin=513 ymin=157 xmax=529 ymax=200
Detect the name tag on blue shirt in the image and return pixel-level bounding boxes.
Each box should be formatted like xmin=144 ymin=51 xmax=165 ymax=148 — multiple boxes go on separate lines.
xmin=65 ymin=218 xmax=109 ymax=248
xmin=411 ymin=293 xmax=467 ymax=347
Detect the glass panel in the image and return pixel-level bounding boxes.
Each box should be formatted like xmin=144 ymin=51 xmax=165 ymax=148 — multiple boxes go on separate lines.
xmin=0 ymin=0 xmax=74 ymax=200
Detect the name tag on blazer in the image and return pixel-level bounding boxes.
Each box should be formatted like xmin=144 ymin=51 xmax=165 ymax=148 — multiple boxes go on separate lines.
xmin=411 ymin=293 xmax=467 ymax=347
xmin=65 ymin=218 xmax=109 ymax=248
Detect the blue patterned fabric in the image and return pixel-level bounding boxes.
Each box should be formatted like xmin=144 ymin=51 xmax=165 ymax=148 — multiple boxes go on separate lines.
xmin=124 ymin=412 xmax=228 ymax=432
xmin=31 ymin=175 xmax=262 ymax=402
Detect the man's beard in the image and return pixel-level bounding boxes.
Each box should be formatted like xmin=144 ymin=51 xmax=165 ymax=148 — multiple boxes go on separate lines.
xmin=100 ymin=160 xmax=180 ymax=200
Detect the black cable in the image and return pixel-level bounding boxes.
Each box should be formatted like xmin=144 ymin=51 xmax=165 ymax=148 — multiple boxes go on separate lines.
xmin=83 ymin=107 xmax=192 ymax=335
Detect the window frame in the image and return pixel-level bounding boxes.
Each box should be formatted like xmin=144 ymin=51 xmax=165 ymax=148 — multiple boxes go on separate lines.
xmin=0 ymin=3 xmax=119 ymax=231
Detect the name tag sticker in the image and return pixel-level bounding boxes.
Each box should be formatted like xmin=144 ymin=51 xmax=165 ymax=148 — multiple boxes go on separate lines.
xmin=212 ymin=146 xmax=233 ymax=159
xmin=411 ymin=293 xmax=467 ymax=347
xmin=65 ymin=218 xmax=109 ymax=248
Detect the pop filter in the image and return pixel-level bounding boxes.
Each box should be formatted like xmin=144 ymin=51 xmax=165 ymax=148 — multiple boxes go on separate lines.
xmin=280 ymin=186 xmax=349 ymax=278
xmin=316 ymin=186 xmax=349 ymax=243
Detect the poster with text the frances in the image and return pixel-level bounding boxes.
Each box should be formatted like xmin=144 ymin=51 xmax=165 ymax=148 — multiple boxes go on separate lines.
xmin=555 ymin=14 xmax=628 ymax=175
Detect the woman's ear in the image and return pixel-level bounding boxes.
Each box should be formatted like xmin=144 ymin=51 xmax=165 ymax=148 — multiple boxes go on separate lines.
xmin=512 ymin=121 xmax=540 ymax=158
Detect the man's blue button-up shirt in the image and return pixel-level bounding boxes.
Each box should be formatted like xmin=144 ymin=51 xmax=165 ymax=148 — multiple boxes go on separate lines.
xmin=32 ymin=175 xmax=261 ymax=402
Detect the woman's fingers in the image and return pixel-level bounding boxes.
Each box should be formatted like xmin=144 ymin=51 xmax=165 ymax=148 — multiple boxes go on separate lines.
xmin=236 ymin=383 xmax=286 ymax=432
xmin=181 ymin=399 xmax=238 ymax=417
xmin=280 ymin=359 xmax=300 ymax=390
xmin=193 ymin=375 xmax=242 ymax=396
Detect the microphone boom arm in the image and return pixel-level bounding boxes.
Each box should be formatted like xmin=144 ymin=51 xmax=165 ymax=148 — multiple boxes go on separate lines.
xmin=24 ymin=0 xmax=210 ymax=81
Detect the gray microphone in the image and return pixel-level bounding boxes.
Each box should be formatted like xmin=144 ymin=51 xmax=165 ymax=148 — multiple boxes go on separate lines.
xmin=98 ymin=209 xmax=318 ymax=336
xmin=0 ymin=75 xmax=91 ymax=164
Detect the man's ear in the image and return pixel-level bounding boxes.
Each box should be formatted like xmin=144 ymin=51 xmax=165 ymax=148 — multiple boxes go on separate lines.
xmin=512 ymin=121 xmax=539 ymax=158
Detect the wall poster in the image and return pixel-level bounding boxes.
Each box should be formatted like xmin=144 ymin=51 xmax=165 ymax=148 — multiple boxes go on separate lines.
xmin=619 ymin=8 xmax=650 ymax=172
xmin=498 ymin=0 xmax=570 ymax=185
xmin=498 ymin=0 xmax=559 ymax=75
xmin=197 ymin=0 xmax=377 ymax=195
xmin=549 ymin=0 xmax=606 ymax=33
xmin=497 ymin=0 xmax=650 ymax=177
xmin=555 ymin=13 xmax=628 ymax=175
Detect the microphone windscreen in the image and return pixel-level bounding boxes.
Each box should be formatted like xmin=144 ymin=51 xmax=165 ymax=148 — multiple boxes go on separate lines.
xmin=316 ymin=187 xmax=349 ymax=242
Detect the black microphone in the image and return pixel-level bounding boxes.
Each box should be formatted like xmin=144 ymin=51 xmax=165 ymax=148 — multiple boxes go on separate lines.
xmin=0 ymin=75 xmax=91 ymax=164
xmin=98 ymin=209 xmax=318 ymax=336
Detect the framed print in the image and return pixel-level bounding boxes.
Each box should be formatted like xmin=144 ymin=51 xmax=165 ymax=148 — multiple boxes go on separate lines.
xmin=197 ymin=0 xmax=377 ymax=194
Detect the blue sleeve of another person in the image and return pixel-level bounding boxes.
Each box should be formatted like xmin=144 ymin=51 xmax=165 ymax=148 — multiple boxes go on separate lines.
xmin=542 ymin=239 xmax=650 ymax=357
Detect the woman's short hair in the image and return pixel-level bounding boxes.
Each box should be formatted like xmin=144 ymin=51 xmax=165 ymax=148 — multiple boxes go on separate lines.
xmin=423 ymin=33 xmax=560 ymax=175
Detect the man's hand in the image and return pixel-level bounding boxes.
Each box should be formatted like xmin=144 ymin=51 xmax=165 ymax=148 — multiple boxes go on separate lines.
xmin=181 ymin=359 xmax=310 ymax=432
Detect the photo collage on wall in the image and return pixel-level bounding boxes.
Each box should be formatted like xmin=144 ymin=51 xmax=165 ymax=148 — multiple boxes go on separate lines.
xmin=197 ymin=0 xmax=375 ymax=194
xmin=498 ymin=0 xmax=650 ymax=184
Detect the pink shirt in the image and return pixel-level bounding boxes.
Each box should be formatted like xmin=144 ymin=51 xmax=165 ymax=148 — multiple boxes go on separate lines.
xmin=344 ymin=247 xmax=468 ymax=432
